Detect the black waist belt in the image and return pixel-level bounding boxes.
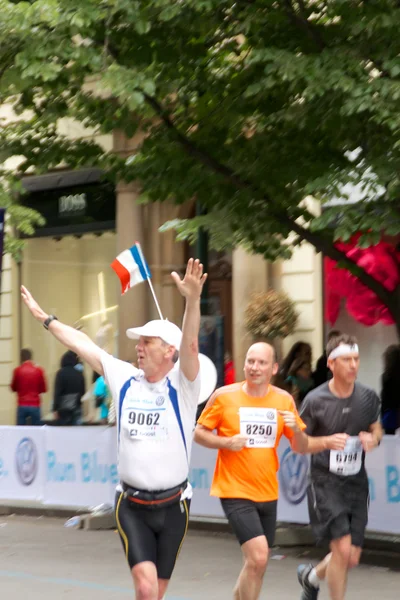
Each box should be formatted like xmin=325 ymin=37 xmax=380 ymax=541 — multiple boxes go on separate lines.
xmin=122 ymin=480 xmax=187 ymax=510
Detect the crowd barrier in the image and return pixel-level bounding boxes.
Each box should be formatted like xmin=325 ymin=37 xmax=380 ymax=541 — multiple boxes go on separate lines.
xmin=1 ymin=426 xmax=400 ymax=533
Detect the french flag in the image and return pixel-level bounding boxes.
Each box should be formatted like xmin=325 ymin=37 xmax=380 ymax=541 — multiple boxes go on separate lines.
xmin=111 ymin=243 xmax=151 ymax=295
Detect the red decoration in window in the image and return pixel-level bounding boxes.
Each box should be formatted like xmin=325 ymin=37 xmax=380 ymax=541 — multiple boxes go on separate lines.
xmin=324 ymin=236 xmax=400 ymax=326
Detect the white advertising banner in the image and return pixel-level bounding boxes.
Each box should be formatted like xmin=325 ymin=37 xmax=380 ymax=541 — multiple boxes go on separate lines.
xmin=189 ymin=436 xmax=400 ymax=532
xmin=1 ymin=426 xmax=400 ymax=534
xmin=276 ymin=437 xmax=310 ymax=523
xmin=365 ymin=436 xmax=400 ymax=533
xmin=0 ymin=426 xmax=45 ymax=501
xmin=189 ymin=444 xmax=224 ymax=518
xmin=43 ymin=426 xmax=117 ymax=508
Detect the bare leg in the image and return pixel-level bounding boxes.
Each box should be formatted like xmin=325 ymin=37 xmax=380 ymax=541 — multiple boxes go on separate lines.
xmin=132 ymin=561 xmax=158 ymax=600
xmin=234 ymin=535 xmax=269 ymax=600
xmin=315 ymin=552 xmax=332 ymax=580
xmin=325 ymin=536 xmax=352 ymax=600
xmin=233 ymin=575 xmax=241 ymax=600
xmin=348 ymin=546 xmax=362 ymax=570
xmin=158 ymin=579 xmax=170 ymax=600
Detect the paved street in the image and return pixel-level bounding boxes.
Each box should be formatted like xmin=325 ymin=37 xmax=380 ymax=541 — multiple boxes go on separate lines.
xmin=0 ymin=515 xmax=399 ymax=599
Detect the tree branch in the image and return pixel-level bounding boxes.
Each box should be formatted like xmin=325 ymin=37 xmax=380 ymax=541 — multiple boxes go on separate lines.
xmin=0 ymin=42 xmax=23 ymax=84
xmin=142 ymin=93 xmax=253 ymax=190
xmin=282 ymin=0 xmax=326 ymax=52
xmin=287 ymin=219 xmax=396 ymax=310
xmin=143 ymin=91 xmax=399 ymax=318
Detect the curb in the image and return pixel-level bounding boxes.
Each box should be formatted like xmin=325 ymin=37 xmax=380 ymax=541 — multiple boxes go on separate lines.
xmin=1 ymin=504 xmax=400 ymax=554
xmin=82 ymin=512 xmax=116 ymax=531
xmin=0 ymin=504 xmax=88 ymax=519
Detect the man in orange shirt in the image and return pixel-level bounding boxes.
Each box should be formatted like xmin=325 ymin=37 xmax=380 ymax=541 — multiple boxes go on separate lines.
xmin=194 ymin=342 xmax=307 ymax=600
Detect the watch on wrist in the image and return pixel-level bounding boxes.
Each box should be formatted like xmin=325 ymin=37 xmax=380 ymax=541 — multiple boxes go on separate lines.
xmin=43 ymin=315 xmax=58 ymax=330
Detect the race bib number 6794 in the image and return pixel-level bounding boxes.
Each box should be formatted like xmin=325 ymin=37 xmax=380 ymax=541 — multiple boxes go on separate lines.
xmin=329 ymin=436 xmax=362 ymax=476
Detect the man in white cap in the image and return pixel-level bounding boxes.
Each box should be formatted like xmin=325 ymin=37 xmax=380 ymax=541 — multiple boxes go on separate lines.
xmin=295 ymin=333 xmax=382 ymax=600
xmin=21 ymin=258 xmax=207 ymax=600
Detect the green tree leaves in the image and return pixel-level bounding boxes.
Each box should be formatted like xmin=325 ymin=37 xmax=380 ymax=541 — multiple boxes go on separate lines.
xmin=0 ymin=0 xmax=399 ymax=321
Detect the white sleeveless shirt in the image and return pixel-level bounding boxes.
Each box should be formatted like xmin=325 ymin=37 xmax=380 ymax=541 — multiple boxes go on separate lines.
xmin=101 ymin=351 xmax=200 ymax=492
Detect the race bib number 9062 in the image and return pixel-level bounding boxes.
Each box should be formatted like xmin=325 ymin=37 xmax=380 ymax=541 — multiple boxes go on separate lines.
xmin=128 ymin=411 xmax=160 ymax=427
xmin=239 ymin=407 xmax=277 ymax=448
xmin=122 ymin=407 xmax=168 ymax=440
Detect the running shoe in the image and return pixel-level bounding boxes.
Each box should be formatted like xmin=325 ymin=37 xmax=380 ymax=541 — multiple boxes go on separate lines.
xmin=297 ymin=564 xmax=319 ymax=600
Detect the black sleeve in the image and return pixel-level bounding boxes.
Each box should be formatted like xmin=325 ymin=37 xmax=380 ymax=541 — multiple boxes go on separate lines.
xmin=299 ymin=393 xmax=316 ymax=435
xmin=380 ymin=376 xmax=394 ymax=413
xmin=78 ymin=374 xmax=86 ymax=406
xmin=312 ymin=355 xmax=327 ymax=387
xmin=369 ymin=390 xmax=381 ymax=425
xmin=53 ymin=370 xmax=64 ymax=412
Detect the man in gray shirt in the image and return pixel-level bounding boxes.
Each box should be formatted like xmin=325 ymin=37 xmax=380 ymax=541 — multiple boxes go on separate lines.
xmin=296 ymin=334 xmax=382 ymax=600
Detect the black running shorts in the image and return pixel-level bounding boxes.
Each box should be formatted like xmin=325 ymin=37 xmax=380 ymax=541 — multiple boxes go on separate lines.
xmin=307 ymin=478 xmax=369 ymax=547
xmin=220 ymin=497 xmax=277 ymax=546
xmin=115 ymin=491 xmax=190 ymax=579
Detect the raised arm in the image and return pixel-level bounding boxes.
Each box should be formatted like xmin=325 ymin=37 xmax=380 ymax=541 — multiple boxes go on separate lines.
xmin=21 ymin=286 xmax=104 ymax=376
xmin=171 ymin=259 xmax=207 ymax=382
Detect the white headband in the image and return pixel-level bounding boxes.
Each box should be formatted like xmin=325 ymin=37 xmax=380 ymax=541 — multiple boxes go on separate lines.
xmin=328 ymin=344 xmax=359 ymax=361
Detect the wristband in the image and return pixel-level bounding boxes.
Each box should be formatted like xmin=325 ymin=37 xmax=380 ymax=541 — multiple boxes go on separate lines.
xmin=43 ymin=315 xmax=58 ymax=330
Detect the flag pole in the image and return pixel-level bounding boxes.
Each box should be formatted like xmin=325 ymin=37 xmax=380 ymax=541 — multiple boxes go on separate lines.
xmin=97 ymin=272 xmax=107 ymax=321
xmin=147 ymin=279 xmax=164 ymax=320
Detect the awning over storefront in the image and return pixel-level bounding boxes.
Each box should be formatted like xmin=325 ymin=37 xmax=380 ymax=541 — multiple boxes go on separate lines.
xmin=20 ymin=168 xmax=116 ymax=238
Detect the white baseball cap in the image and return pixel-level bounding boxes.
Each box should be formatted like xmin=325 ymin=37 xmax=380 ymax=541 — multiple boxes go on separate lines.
xmin=126 ymin=319 xmax=182 ymax=349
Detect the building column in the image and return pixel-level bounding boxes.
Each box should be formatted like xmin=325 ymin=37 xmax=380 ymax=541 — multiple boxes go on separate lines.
xmin=232 ymin=248 xmax=269 ymax=375
xmin=145 ymin=202 xmax=186 ymax=324
xmin=0 ymin=253 xmax=18 ymax=424
xmin=113 ymin=129 xmax=150 ymax=361
xmin=116 ymin=181 xmax=148 ymax=362
xmin=279 ymin=244 xmax=323 ymax=364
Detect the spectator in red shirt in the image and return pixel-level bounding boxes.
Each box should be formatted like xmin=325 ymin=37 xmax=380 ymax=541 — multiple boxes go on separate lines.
xmin=10 ymin=348 xmax=47 ymax=426
xmin=224 ymin=351 xmax=236 ymax=385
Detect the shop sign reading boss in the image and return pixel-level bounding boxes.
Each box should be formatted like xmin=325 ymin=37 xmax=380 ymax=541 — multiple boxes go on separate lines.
xmin=58 ymin=193 xmax=87 ymax=217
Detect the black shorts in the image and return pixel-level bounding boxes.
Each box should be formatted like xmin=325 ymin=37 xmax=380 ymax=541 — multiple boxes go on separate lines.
xmin=307 ymin=478 xmax=369 ymax=547
xmin=220 ymin=498 xmax=277 ymax=546
xmin=115 ymin=491 xmax=190 ymax=579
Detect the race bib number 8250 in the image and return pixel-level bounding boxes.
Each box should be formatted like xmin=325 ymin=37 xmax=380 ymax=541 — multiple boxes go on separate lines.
xmin=239 ymin=407 xmax=277 ymax=448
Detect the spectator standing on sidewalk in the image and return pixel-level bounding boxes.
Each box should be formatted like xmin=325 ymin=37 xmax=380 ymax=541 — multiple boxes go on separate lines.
xmin=53 ymin=350 xmax=86 ymax=425
xmin=10 ymin=348 xmax=47 ymax=426
xmin=312 ymin=330 xmax=341 ymax=387
xmin=381 ymin=344 xmax=400 ymax=434
xmin=93 ymin=374 xmax=110 ymax=423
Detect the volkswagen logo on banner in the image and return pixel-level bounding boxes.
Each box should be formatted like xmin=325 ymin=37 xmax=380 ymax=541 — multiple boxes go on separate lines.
xmin=279 ymin=447 xmax=309 ymax=505
xmin=15 ymin=437 xmax=38 ymax=486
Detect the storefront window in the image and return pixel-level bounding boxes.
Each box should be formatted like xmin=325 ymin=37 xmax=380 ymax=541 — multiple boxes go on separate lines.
xmin=21 ymin=232 xmax=118 ymax=418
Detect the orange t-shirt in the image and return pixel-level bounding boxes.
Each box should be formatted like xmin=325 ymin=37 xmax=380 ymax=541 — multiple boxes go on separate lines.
xmin=197 ymin=382 xmax=306 ymax=502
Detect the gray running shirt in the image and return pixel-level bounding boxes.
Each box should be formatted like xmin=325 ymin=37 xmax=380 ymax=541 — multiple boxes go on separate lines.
xmin=300 ymin=382 xmax=380 ymax=484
